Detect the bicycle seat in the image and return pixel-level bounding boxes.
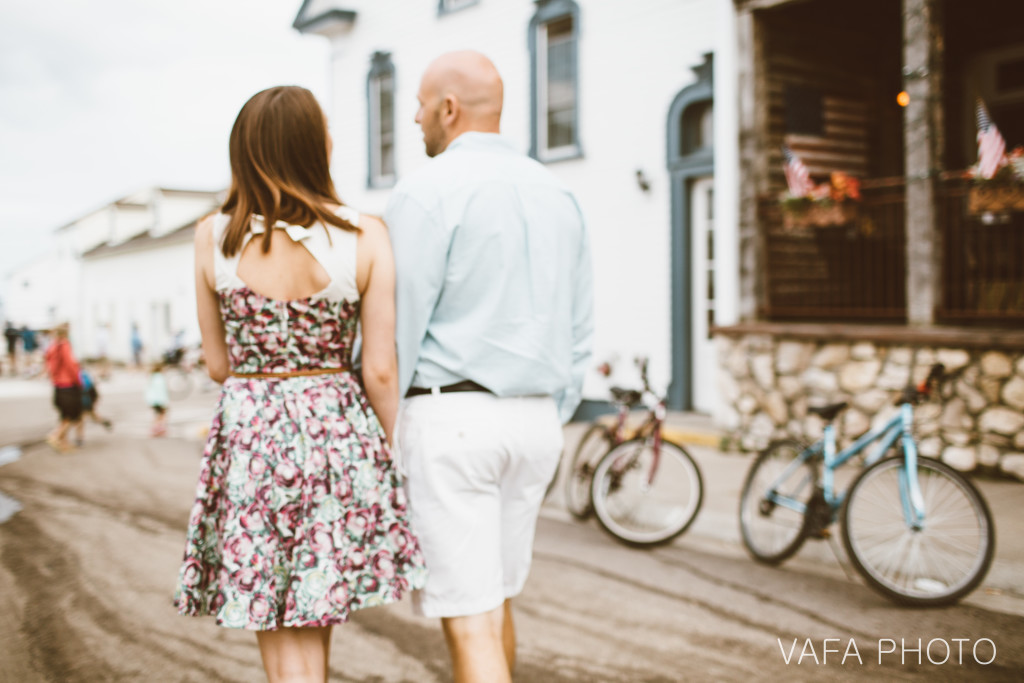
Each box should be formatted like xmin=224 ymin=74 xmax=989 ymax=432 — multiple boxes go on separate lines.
xmin=610 ymin=387 xmax=643 ymax=408
xmin=807 ymin=402 xmax=848 ymax=422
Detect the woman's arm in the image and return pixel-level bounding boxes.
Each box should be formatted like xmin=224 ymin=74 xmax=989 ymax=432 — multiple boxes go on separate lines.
xmin=356 ymin=216 xmax=399 ymax=445
xmin=194 ymin=216 xmax=230 ymax=383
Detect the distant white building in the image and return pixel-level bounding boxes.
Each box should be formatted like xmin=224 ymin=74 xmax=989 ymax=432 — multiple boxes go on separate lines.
xmin=294 ymin=0 xmax=740 ymax=417
xmin=3 ymin=187 xmax=222 ymax=363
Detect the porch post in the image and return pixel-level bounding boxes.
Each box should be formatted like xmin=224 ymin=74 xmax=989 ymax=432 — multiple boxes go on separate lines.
xmin=902 ymin=0 xmax=944 ymax=325
xmin=735 ymin=6 xmax=763 ymax=320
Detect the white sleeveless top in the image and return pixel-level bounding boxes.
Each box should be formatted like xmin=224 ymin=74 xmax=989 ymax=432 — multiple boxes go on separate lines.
xmin=211 ymin=206 xmax=361 ymax=303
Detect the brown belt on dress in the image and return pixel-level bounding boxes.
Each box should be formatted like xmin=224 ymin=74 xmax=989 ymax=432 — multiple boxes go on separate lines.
xmin=230 ymin=367 xmax=348 ymax=380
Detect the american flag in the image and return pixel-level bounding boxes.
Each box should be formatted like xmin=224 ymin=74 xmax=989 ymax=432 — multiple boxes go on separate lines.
xmin=976 ymin=99 xmax=1007 ymax=180
xmin=782 ymin=145 xmax=814 ymax=197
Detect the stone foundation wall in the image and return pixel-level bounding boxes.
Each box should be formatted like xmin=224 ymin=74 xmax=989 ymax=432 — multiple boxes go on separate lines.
xmin=714 ymin=333 xmax=1024 ymax=481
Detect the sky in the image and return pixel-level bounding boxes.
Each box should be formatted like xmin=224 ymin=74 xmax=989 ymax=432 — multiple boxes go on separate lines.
xmin=0 ymin=0 xmax=329 ymax=277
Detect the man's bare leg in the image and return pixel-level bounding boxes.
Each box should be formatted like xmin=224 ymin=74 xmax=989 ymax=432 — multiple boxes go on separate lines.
xmin=441 ymin=604 xmax=511 ymax=683
xmin=503 ymin=599 xmax=516 ymax=673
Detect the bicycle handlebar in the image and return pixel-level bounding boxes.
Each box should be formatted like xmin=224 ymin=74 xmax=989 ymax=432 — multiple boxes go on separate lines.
xmin=896 ymin=362 xmax=945 ymax=405
xmin=601 ymin=355 xmax=663 ymax=407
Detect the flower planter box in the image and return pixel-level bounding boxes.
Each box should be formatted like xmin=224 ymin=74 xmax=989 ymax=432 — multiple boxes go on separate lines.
xmin=968 ymin=184 xmax=1024 ymax=214
xmin=782 ymin=202 xmax=858 ymax=231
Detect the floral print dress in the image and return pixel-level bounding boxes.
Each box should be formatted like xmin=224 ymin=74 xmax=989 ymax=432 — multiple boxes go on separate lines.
xmin=174 ymin=209 xmax=427 ymax=630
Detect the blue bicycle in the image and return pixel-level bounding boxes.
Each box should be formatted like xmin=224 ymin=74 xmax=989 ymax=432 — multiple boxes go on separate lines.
xmin=738 ymin=363 xmax=995 ymax=607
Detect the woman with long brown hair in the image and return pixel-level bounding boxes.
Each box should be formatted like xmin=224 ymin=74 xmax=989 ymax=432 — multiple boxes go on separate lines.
xmin=173 ymin=86 xmax=426 ymax=681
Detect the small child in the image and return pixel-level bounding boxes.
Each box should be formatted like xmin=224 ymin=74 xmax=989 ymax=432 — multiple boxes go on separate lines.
xmin=146 ymin=362 xmax=170 ymax=437
xmin=75 ymin=368 xmax=113 ymax=446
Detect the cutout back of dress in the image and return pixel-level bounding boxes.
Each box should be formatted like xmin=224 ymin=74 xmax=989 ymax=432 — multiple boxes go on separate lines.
xmin=212 ymin=208 xmax=360 ymax=304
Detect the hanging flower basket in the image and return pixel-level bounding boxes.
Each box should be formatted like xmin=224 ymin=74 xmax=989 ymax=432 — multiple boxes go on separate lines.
xmin=779 ymin=171 xmax=861 ymax=231
xmin=967 ymin=147 xmax=1024 ymax=214
xmin=781 ymin=199 xmax=859 ymax=230
xmin=968 ymin=183 xmax=1024 ymax=214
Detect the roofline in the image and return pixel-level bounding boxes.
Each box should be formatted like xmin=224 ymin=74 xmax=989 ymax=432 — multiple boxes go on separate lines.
xmin=293 ymin=2 xmax=357 ymax=34
xmin=734 ymin=0 xmax=814 ymax=11
xmin=55 ymin=186 xmax=224 ymax=233
xmin=81 ymin=219 xmax=202 ymax=260
xmin=157 ymin=187 xmax=226 ymax=197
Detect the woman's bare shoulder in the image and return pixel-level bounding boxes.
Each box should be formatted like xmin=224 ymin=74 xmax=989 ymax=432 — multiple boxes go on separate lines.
xmin=354 ymin=213 xmax=390 ymax=246
xmin=194 ymin=213 xmax=219 ymax=246
xmin=358 ymin=213 xmax=388 ymax=234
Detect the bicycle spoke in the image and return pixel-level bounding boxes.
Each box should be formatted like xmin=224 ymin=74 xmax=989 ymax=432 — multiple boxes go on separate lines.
xmin=565 ymin=425 xmax=613 ymax=520
xmin=591 ymin=440 xmax=703 ymax=546
xmin=842 ymin=457 xmax=994 ymax=606
xmin=738 ymin=440 xmax=817 ymax=565
xmin=922 ymin=542 xmax=971 ymax=586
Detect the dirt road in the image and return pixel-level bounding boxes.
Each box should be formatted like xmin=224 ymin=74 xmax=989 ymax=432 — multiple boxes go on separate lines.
xmin=2 ymin=375 xmax=1022 ymax=682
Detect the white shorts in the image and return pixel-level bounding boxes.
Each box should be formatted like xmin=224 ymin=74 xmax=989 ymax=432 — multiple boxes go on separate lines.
xmin=396 ymin=392 xmax=563 ymax=618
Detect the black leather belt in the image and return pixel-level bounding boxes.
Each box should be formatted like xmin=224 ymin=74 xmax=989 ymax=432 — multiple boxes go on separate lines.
xmin=406 ymin=380 xmax=491 ymax=398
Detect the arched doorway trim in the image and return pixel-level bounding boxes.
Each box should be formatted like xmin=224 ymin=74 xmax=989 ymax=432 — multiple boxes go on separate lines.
xmin=667 ymin=53 xmax=714 ymax=411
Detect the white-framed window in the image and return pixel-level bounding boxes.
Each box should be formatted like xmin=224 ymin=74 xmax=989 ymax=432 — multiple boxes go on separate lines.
xmin=367 ymin=51 xmax=396 ymax=188
xmin=439 ymin=0 xmax=478 ymax=14
xmin=529 ymin=0 xmax=581 ymax=162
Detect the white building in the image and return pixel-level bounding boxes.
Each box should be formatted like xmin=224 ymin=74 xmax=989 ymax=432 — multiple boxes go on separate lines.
xmin=294 ymin=0 xmax=741 ymax=417
xmin=3 ymin=187 xmax=221 ymax=363
xmin=3 ymin=251 xmax=67 ymax=331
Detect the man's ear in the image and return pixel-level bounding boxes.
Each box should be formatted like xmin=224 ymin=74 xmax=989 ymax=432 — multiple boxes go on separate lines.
xmin=442 ymin=94 xmax=459 ymax=125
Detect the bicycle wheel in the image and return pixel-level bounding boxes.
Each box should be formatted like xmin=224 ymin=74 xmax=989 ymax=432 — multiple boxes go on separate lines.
xmin=590 ymin=438 xmax=703 ymax=547
xmin=564 ymin=423 xmax=612 ymax=520
xmin=541 ymin=465 xmax=558 ymax=502
xmin=165 ymin=368 xmax=192 ymax=400
xmin=841 ymin=456 xmax=995 ymax=607
xmin=739 ymin=439 xmax=818 ymax=565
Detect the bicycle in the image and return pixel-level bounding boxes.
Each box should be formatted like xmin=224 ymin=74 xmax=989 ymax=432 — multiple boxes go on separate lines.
xmin=563 ymin=357 xmax=704 ymax=547
xmin=163 ymin=344 xmax=205 ymax=400
xmin=562 ymin=359 xmax=645 ymax=520
xmin=738 ymin=362 xmax=996 ymax=607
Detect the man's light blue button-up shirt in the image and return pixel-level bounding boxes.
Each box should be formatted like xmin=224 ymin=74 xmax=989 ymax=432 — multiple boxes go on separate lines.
xmin=385 ymin=132 xmax=593 ymax=423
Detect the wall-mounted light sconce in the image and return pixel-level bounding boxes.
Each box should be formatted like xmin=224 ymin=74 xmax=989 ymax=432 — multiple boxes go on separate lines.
xmin=636 ymin=169 xmax=651 ymax=192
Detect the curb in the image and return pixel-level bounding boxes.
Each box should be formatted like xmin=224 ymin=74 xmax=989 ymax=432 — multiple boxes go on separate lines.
xmin=661 ymin=426 xmax=725 ymax=449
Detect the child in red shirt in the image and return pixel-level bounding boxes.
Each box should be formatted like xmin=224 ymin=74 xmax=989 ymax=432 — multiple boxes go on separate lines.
xmin=44 ymin=323 xmax=82 ymax=453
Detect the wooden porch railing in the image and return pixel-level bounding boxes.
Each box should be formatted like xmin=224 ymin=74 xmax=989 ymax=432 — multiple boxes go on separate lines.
xmin=759 ymin=176 xmax=1024 ymax=325
xmin=938 ymin=177 xmax=1024 ymax=324
xmin=760 ymin=178 xmax=907 ymax=321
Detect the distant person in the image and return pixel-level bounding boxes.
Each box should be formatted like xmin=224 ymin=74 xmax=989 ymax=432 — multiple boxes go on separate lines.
xmin=21 ymin=326 xmax=39 ymax=376
xmin=386 ymin=51 xmax=593 ymax=683
xmin=4 ymin=322 xmax=20 ymax=375
xmin=172 ymin=85 xmax=426 ymax=680
xmin=145 ymin=361 xmax=169 ymax=437
xmin=75 ymin=367 xmax=113 ymax=446
xmin=130 ymin=323 xmax=143 ymax=367
xmin=43 ymin=323 xmax=83 ymax=453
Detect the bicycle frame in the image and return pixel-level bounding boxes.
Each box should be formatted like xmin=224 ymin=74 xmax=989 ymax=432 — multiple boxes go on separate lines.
xmin=766 ymin=402 xmax=926 ymax=527
xmin=608 ymin=399 xmax=667 ymax=487
xmin=596 ymin=356 xmax=670 ymax=487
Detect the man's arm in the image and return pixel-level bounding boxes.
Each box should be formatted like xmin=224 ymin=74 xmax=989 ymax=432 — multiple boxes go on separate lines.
xmin=384 ymin=190 xmax=449 ymax=397
xmin=561 ymin=212 xmax=594 ymax=423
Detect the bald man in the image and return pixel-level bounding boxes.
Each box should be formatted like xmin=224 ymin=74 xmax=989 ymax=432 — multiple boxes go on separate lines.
xmin=385 ymin=51 xmax=593 ymax=682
